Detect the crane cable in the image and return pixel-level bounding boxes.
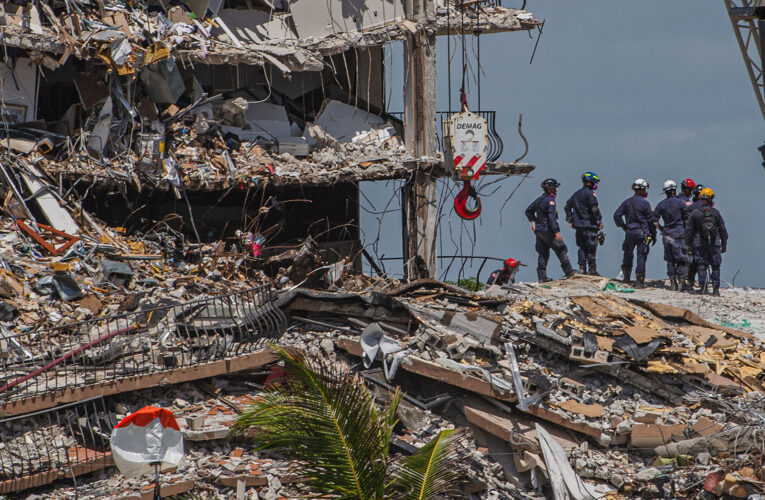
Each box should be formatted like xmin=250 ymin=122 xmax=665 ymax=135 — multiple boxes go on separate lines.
xmin=453 ymin=0 xmax=482 ymax=220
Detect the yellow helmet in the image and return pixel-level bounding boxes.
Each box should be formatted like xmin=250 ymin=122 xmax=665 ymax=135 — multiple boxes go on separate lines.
xmin=699 ymin=187 xmax=715 ymax=200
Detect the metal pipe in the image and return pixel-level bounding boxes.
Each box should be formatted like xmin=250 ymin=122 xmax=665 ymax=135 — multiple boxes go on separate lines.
xmin=0 ymin=323 xmax=139 ymax=395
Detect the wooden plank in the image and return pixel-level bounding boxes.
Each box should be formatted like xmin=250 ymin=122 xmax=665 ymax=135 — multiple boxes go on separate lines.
xmin=19 ymin=166 xmax=79 ymax=234
xmin=0 ymin=349 xmax=278 ymax=416
xmin=337 ymin=337 xmax=515 ymax=402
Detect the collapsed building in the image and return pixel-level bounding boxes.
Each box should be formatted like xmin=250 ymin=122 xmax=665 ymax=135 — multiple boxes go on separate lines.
xmin=0 ymin=0 xmax=535 ymax=276
xmin=3 ymin=1 xmax=764 ymax=499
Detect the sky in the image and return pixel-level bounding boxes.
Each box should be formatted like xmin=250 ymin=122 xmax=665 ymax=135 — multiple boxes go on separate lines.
xmin=359 ymin=0 xmax=765 ymax=287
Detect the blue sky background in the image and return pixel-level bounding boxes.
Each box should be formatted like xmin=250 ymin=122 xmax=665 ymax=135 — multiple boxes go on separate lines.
xmin=360 ymin=0 xmax=765 ymax=287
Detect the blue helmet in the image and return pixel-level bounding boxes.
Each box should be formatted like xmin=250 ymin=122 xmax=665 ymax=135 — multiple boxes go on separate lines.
xmin=582 ymin=171 xmax=600 ymax=184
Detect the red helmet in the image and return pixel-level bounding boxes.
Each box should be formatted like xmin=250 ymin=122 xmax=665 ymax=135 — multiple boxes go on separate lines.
xmin=504 ymin=258 xmax=518 ymax=269
xmin=681 ymin=178 xmax=696 ymax=189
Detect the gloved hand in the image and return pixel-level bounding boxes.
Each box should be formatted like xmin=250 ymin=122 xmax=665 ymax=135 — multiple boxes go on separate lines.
xmin=721 ymin=244 xmax=727 ymax=254
xmin=650 ymin=235 xmax=657 ymax=246
xmin=530 ymin=222 xmax=536 ymax=233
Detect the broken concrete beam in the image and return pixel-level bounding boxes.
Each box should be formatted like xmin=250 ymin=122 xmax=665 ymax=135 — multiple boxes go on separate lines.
xmin=218 ymin=474 xmax=268 ymax=488
xmin=527 ymin=406 xmax=604 ymax=443
xmin=0 ymin=349 xmax=278 ymax=416
xmin=337 ymin=337 xmax=515 ymax=402
xmin=629 ymin=423 xmax=686 ymax=448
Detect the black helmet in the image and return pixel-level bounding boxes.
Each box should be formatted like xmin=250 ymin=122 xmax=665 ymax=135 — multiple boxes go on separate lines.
xmin=693 ymin=184 xmax=705 ymax=196
xmin=541 ymin=178 xmax=560 ymax=189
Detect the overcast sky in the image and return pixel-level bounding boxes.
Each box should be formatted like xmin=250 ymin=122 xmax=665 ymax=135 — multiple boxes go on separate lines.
xmin=360 ymin=0 xmax=765 ymax=287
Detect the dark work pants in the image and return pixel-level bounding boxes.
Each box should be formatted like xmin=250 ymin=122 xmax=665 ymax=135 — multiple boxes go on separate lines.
xmin=694 ymin=244 xmax=722 ymax=288
xmin=535 ymin=231 xmax=573 ymax=279
xmin=621 ymin=230 xmax=650 ymax=275
xmin=575 ymin=229 xmax=598 ymax=270
xmin=661 ymin=234 xmax=687 ymax=277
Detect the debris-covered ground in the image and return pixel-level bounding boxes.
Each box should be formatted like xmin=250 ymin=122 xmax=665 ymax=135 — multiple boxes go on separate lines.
xmin=3 ymin=267 xmax=763 ymax=499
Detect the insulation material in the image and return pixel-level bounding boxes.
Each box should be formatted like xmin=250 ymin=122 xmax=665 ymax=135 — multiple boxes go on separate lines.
xmin=0 ymin=59 xmax=38 ymax=123
xmin=287 ymin=0 xmax=405 ymax=39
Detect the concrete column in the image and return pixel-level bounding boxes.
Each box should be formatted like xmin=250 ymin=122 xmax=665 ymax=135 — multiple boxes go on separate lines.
xmin=401 ymin=0 xmax=438 ymax=279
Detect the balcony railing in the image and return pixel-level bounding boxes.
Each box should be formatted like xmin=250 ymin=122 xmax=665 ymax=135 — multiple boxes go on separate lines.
xmin=0 ymin=286 xmax=286 ymax=405
xmin=388 ymin=110 xmax=504 ymax=163
xmin=0 ymin=397 xmax=115 ymax=494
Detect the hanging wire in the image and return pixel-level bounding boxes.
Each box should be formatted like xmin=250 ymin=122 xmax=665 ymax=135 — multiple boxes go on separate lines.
xmin=447 ymin=0 xmax=452 ymax=112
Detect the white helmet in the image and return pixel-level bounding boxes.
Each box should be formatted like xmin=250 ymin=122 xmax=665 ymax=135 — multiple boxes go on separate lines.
xmin=632 ymin=178 xmax=649 ymax=190
xmin=662 ymin=180 xmax=677 ymax=193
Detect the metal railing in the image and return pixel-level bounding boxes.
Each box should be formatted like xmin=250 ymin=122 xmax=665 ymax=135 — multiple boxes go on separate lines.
xmin=0 ymin=286 xmax=286 ymax=403
xmin=0 ymin=397 xmax=115 ymax=493
xmin=388 ymin=111 xmax=504 ymax=162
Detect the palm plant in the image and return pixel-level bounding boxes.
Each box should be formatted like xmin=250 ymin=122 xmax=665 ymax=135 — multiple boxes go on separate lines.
xmin=231 ymin=347 xmax=464 ymax=499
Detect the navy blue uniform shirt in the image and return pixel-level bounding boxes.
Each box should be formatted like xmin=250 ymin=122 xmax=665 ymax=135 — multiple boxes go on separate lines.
xmin=525 ymin=193 xmax=560 ymax=233
xmin=564 ymin=186 xmax=602 ymax=231
xmin=684 ymin=199 xmax=703 ymax=221
xmin=653 ymin=196 xmax=686 ymax=238
xmin=613 ymin=194 xmax=656 ymax=237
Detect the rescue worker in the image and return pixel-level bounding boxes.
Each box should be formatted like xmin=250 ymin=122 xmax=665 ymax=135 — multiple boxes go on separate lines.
xmin=613 ymin=179 xmax=656 ymax=288
xmin=653 ymin=180 xmax=688 ymax=291
xmin=682 ymin=183 xmax=706 ymax=290
xmin=486 ymin=258 xmax=520 ymax=286
xmin=678 ymin=178 xmax=695 ymax=205
xmin=685 ymin=188 xmax=728 ymax=295
xmin=564 ymin=171 xmax=604 ymax=275
xmin=524 ymin=178 xmax=575 ymax=282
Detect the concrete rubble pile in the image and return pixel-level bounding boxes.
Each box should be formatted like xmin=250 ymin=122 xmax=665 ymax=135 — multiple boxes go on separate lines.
xmin=1 ymin=258 xmax=764 ymax=497
xmin=275 ymin=276 xmax=765 ymax=499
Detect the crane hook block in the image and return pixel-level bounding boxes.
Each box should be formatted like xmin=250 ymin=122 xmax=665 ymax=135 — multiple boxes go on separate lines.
xmin=454 ymin=180 xmax=482 ymax=220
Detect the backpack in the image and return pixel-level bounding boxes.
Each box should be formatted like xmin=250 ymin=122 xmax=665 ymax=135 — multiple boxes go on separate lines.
xmin=699 ymin=209 xmax=719 ymax=244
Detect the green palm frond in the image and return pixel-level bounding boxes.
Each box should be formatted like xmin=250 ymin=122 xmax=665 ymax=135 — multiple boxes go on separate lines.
xmin=232 ymin=346 xmax=400 ymax=500
xmin=391 ymin=429 xmax=464 ymax=500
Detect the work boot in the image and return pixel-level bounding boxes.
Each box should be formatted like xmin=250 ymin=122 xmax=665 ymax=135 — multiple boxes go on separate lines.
xmin=539 ymin=277 xmax=552 ymax=283
xmin=669 ymin=275 xmax=678 ymax=291
xmin=621 ymin=268 xmax=631 ymax=284
xmin=635 ymin=274 xmax=646 ymax=289
xmin=564 ymin=269 xmax=577 ymax=278
xmin=712 ymin=285 xmax=720 ymax=296
xmin=697 ymin=282 xmax=707 ymax=295
xmin=587 ymin=267 xmax=601 ymax=277
xmin=680 ymin=277 xmax=694 ymax=292
xmin=578 ymin=265 xmax=587 ymax=274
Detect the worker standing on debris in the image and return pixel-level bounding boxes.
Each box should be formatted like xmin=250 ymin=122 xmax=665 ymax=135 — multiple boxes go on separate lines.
xmin=613 ymin=179 xmax=656 ymax=288
xmin=653 ymin=180 xmax=688 ymax=291
xmin=525 ymin=179 xmax=575 ymax=282
xmin=682 ymin=183 xmax=706 ymax=290
xmin=685 ymin=188 xmax=728 ymax=295
xmin=564 ymin=172 xmax=604 ymax=276
xmin=486 ymin=258 xmax=520 ymax=286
